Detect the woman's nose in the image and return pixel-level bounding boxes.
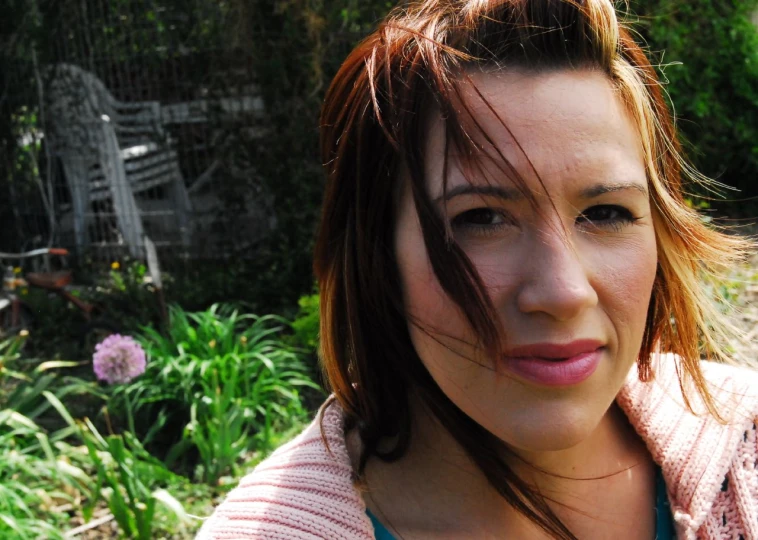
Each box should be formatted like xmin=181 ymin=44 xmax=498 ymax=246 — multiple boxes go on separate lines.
xmin=515 ymin=233 xmax=598 ymax=321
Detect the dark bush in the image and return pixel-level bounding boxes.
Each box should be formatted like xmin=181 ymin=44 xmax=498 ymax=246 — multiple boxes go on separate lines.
xmin=631 ymin=0 xmax=758 ymax=210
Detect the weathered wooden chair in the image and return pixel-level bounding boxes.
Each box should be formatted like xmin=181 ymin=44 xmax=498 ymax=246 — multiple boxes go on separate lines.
xmin=46 ymin=63 xmax=192 ymax=257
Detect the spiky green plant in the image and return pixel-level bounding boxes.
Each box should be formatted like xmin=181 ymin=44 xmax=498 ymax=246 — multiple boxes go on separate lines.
xmin=112 ymin=304 xmax=322 ymax=483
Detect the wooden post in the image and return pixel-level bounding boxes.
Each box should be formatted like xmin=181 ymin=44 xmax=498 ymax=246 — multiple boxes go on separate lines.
xmin=143 ymin=236 xmax=168 ymax=328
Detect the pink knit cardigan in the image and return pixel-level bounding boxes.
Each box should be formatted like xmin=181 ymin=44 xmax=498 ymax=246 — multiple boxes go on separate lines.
xmin=197 ymin=355 xmax=758 ymax=539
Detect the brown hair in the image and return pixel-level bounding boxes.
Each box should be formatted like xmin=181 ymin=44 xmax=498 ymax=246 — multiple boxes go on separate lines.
xmin=314 ymin=1 xmax=748 ymax=538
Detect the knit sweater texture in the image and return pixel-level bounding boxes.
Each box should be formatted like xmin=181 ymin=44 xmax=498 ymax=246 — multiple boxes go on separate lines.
xmin=197 ymin=355 xmax=758 ymax=539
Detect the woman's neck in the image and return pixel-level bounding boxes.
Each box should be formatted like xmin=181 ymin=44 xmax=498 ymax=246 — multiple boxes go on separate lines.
xmin=356 ymin=395 xmax=656 ymax=538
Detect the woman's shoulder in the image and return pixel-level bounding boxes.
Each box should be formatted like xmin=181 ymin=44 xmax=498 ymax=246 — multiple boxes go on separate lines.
xmin=196 ymin=400 xmax=375 ymax=539
xmin=618 ymin=354 xmax=758 ymax=538
xmin=620 ymin=353 xmax=758 ymax=421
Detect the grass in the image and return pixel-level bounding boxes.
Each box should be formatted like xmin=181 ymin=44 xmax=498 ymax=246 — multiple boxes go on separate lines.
xmin=0 ymin=301 xmax=323 ymax=538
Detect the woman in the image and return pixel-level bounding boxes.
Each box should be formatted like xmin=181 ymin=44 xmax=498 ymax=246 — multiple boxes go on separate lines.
xmin=198 ymin=1 xmax=758 ymax=538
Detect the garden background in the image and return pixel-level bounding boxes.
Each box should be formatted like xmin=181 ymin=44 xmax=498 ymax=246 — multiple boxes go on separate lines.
xmin=1 ymin=0 xmax=758 ymax=537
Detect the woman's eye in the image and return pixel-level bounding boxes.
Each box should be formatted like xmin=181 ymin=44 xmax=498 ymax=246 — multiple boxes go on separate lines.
xmin=577 ymin=205 xmax=638 ymax=231
xmin=451 ymin=208 xmax=511 ymax=235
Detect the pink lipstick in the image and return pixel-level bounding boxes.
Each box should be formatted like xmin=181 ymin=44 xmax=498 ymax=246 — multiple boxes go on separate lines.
xmin=501 ymin=340 xmax=603 ymax=386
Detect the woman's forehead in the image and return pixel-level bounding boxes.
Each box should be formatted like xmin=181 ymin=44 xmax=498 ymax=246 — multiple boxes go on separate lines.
xmin=422 ymin=69 xmax=648 ymax=198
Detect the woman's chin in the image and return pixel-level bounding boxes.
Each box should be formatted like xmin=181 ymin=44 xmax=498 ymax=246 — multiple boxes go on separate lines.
xmin=504 ymin=428 xmax=594 ymax=454
xmin=485 ymin=404 xmax=613 ymax=455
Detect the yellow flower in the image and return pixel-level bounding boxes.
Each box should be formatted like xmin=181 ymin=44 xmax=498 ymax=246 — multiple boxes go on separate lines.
xmin=13 ymin=267 xmax=22 ymax=275
xmin=111 ymin=261 xmax=120 ymax=270
xmin=21 ymin=288 xmax=28 ymax=296
xmin=209 ymin=339 xmax=217 ymax=349
xmin=240 ymin=336 xmax=248 ymax=345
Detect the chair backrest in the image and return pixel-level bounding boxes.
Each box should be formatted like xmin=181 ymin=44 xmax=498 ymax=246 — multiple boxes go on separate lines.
xmin=46 ymin=63 xmax=183 ymax=203
xmin=88 ymin=146 xmax=182 ymax=202
xmin=112 ymin=100 xmax=165 ymax=148
xmin=46 ymin=63 xmax=118 ymax=155
xmin=47 ymin=63 xmax=163 ymax=147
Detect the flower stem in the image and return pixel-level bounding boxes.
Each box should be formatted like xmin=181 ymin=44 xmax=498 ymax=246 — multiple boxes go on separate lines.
xmin=124 ymin=391 xmax=136 ymax=436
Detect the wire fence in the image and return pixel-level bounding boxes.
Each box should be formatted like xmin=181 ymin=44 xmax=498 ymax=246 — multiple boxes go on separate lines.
xmin=1 ymin=0 xmax=275 ymax=263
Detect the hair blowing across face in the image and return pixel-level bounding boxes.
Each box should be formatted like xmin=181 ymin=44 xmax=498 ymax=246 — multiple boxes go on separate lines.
xmin=313 ymin=1 xmax=750 ymax=538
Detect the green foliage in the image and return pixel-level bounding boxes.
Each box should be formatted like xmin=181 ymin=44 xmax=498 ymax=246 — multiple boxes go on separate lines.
xmin=59 ymin=401 xmax=187 ymax=539
xmin=1 ymin=333 xmax=101 ymax=427
xmin=162 ymin=259 xmax=267 ymax=314
xmin=0 ymin=337 xmax=93 ymax=539
xmin=45 ymin=391 xmax=190 ymax=539
xmin=17 ymin=287 xmax=87 ymax=360
xmin=0 ymin=332 xmax=27 ymax=380
xmin=0 ymin=297 xmax=324 ymax=537
xmin=631 ymin=0 xmax=758 ymax=206
xmin=290 ymin=293 xmax=320 ymax=351
xmin=0 ymin=410 xmax=79 ymax=539
xmin=113 ymin=304 xmax=322 ymax=483
xmin=5 ymin=280 xmax=311 ymax=536
xmin=19 ymin=258 xmax=161 ymax=362
xmin=90 ymin=259 xmax=164 ymax=335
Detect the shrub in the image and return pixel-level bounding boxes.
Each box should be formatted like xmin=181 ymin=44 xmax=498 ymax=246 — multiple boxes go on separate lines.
xmin=290 ymin=292 xmax=320 ymax=351
xmin=0 ymin=336 xmax=92 ymax=539
xmin=631 ymin=0 xmax=758 ymax=206
xmin=0 ymin=409 xmax=76 ymax=539
xmin=112 ymin=304 xmax=322 ymax=483
xmin=46 ymin=391 xmax=189 ymax=540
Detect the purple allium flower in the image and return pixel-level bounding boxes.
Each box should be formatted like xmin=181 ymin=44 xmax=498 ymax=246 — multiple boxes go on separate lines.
xmin=92 ymin=334 xmax=146 ymax=384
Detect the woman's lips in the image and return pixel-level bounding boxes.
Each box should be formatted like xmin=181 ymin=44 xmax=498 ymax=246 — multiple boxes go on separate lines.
xmin=501 ymin=340 xmax=604 ymax=386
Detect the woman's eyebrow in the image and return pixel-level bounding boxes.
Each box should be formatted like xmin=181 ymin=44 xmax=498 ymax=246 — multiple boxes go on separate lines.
xmin=434 ymin=184 xmax=525 ymax=203
xmin=434 ymin=181 xmax=648 ymax=203
xmin=579 ymin=182 xmax=649 ymax=199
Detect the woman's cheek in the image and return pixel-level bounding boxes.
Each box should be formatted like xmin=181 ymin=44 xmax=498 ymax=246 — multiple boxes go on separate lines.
xmin=589 ymin=234 xmax=657 ymax=337
xmin=399 ymin=245 xmax=462 ymax=334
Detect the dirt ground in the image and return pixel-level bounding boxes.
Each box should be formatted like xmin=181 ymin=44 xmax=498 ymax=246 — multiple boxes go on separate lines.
xmin=727 ymin=244 xmax=758 ymax=367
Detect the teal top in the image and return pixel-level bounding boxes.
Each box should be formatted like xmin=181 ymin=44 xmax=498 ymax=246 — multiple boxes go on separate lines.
xmin=367 ymin=466 xmax=675 ymax=539
xmin=654 ymin=465 xmax=675 ymax=539
xmin=367 ymin=509 xmax=400 ymax=540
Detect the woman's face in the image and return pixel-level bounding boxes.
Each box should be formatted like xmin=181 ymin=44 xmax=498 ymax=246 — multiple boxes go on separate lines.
xmin=395 ymin=69 xmax=658 ymax=452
